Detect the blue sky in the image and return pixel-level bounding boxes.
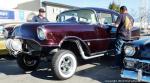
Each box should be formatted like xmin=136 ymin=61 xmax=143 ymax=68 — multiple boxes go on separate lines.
xmin=47 ymin=0 xmax=150 ymax=19
xmin=49 ymin=0 xmax=141 ymax=11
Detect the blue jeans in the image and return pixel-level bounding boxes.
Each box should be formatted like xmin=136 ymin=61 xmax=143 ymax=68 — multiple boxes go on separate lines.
xmin=114 ymin=37 xmax=125 ymax=67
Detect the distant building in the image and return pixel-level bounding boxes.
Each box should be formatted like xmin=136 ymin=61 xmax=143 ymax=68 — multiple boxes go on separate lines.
xmin=0 ymin=0 xmax=78 ymax=23
xmin=42 ymin=1 xmax=78 ymax=22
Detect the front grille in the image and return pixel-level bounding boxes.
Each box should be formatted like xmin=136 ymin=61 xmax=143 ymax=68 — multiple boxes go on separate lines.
xmin=135 ymin=62 xmax=150 ymax=74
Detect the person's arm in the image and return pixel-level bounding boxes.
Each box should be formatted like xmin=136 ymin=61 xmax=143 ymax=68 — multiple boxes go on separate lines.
xmin=113 ymin=15 xmax=122 ymax=27
xmin=31 ymin=16 xmax=37 ymax=22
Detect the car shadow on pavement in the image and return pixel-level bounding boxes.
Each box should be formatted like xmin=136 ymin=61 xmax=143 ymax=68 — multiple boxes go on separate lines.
xmin=0 ymin=59 xmax=25 ymax=75
xmin=0 ymin=56 xmax=123 ymax=82
xmin=30 ymin=56 xmax=123 ymax=82
xmin=30 ymin=62 xmax=57 ymax=80
xmin=76 ymin=56 xmax=123 ymax=83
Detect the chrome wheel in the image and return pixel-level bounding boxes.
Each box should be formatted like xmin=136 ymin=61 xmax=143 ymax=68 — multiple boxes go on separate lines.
xmin=58 ymin=53 xmax=77 ymax=78
xmin=60 ymin=56 xmax=74 ymax=75
xmin=52 ymin=50 xmax=77 ymax=80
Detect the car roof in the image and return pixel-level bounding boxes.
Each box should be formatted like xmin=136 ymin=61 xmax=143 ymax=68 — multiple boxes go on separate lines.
xmin=60 ymin=7 xmax=119 ymax=15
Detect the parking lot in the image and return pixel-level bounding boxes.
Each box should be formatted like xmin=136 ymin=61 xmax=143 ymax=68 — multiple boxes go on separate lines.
xmin=0 ymin=36 xmax=149 ymax=83
xmin=0 ymin=56 xmax=128 ymax=83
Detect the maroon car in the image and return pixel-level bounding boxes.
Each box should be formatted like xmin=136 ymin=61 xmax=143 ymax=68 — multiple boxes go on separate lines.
xmin=6 ymin=8 xmax=140 ymax=80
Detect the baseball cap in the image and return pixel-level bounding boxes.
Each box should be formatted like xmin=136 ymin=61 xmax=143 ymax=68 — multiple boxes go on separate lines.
xmin=39 ymin=8 xmax=46 ymax=12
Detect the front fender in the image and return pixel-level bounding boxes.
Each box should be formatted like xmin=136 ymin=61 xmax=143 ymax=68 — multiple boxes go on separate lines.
xmin=12 ymin=23 xmax=59 ymax=47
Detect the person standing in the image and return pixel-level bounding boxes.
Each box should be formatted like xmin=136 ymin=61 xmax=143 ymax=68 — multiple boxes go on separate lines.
xmin=112 ymin=6 xmax=134 ymax=69
xmin=32 ymin=8 xmax=49 ymax=22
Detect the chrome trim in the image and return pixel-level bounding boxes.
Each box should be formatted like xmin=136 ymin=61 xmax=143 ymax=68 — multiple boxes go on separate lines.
xmin=83 ymin=36 xmax=140 ymax=42
xmin=84 ymin=38 xmax=116 ymax=42
xmin=124 ymin=58 xmax=150 ymax=74
xmin=137 ymin=69 xmax=142 ymax=81
xmin=121 ymin=70 xmax=150 ymax=82
xmin=59 ymin=36 xmax=113 ymax=59
xmin=75 ymin=40 xmax=104 ymax=60
xmin=5 ymin=38 xmax=22 ymax=56
xmin=124 ymin=57 xmax=150 ymax=64
xmin=91 ymin=50 xmax=108 ymax=56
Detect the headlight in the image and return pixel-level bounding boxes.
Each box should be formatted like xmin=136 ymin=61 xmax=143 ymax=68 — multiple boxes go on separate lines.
xmin=37 ymin=26 xmax=47 ymax=40
xmin=124 ymin=45 xmax=136 ymax=56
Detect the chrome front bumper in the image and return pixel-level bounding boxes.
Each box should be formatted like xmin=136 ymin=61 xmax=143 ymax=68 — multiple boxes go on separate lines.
xmin=121 ymin=57 xmax=150 ymax=83
xmin=121 ymin=70 xmax=150 ymax=82
xmin=121 ymin=57 xmax=150 ymax=82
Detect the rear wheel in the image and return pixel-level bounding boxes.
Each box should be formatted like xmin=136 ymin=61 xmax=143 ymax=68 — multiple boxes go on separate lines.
xmin=52 ymin=50 xmax=77 ymax=80
xmin=17 ymin=54 xmax=40 ymax=71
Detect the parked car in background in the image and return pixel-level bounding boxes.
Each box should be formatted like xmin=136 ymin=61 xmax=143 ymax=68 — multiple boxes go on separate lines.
xmin=0 ymin=23 xmax=21 ymax=57
xmin=121 ymin=37 xmax=150 ymax=82
xmin=6 ymin=8 xmax=140 ymax=80
xmin=0 ymin=24 xmax=7 ymax=55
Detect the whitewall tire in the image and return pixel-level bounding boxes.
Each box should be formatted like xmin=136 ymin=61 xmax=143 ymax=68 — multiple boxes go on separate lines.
xmin=52 ymin=50 xmax=77 ymax=80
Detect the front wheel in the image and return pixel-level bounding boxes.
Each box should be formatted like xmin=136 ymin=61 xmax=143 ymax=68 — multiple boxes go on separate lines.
xmin=52 ymin=50 xmax=77 ymax=80
xmin=17 ymin=54 xmax=40 ymax=71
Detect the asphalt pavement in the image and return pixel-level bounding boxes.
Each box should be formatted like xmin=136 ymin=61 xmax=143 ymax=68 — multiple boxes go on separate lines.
xmin=0 ymin=56 xmax=130 ymax=83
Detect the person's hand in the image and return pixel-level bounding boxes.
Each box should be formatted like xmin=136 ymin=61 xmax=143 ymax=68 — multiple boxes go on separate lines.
xmin=111 ymin=23 xmax=118 ymax=27
xmin=111 ymin=23 xmax=115 ymax=26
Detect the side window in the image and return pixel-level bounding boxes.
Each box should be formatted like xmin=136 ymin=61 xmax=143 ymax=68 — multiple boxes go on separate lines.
xmin=58 ymin=10 xmax=97 ymax=24
xmin=98 ymin=13 xmax=112 ymax=25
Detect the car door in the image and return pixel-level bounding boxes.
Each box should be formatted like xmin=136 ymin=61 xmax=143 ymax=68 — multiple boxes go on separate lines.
xmin=96 ymin=12 xmax=116 ymax=51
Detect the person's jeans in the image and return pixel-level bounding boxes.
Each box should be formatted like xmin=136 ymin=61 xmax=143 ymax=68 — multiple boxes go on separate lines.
xmin=114 ymin=37 xmax=125 ymax=68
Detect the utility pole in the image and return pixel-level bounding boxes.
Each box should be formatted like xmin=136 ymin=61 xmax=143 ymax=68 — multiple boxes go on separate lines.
xmin=139 ymin=0 xmax=149 ymax=34
xmin=118 ymin=0 xmax=122 ymax=6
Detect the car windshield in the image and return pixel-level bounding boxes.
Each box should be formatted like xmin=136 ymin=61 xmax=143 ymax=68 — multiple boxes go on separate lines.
xmin=57 ymin=9 xmax=97 ymax=24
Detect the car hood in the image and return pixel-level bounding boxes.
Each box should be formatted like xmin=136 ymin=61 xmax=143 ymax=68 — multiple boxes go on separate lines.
xmin=132 ymin=37 xmax=150 ymax=46
xmin=11 ymin=22 xmax=76 ymax=38
xmin=131 ymin=37 xmax=150 ymax=59
xmin=11 ymin=22 xmax=93 ymax=46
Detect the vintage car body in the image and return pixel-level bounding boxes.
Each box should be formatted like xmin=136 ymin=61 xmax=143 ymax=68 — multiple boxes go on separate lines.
xmin=0 ymin=23 xmax=21 ymax=56
xmin=121 ymin=37 xmax=150 ymax=82
xmin=6 ymin=8 xmax=140 ymax=80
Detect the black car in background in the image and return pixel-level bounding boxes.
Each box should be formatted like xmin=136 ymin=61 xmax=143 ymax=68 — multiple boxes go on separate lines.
xmin=121 ymin=37 xmax=150 ymax=82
